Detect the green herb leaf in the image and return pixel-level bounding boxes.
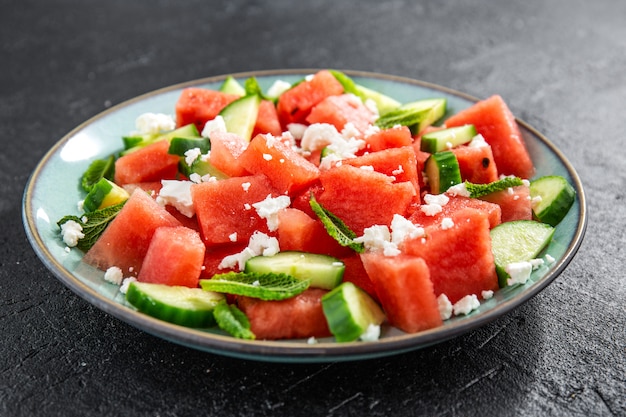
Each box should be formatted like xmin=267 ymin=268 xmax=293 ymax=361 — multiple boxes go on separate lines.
xmin=57 ymin=200 xmax=126 ymax=251
xmin=244 ymin=77 xmax=270 ymax=101
xmin=309 ymin=195 xmax=365 ymax=253
xmin=81 ymin=155 xmax=115 ymax=192
xmin=200 ymin=272 xmax=309 ymax=301
xmin=466 ymin=177 xmax=524 ymax=198
xmin=213 ymin=301 xmax=255 ymax=340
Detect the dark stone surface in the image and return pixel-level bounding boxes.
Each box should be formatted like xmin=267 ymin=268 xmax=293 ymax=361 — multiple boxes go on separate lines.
xmin=2 ymin=0 xmax=624 ymax=415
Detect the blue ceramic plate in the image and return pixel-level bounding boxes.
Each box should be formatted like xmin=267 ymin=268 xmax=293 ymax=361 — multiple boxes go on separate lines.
xmin=23 ymin=70 xmax=587 ymax=362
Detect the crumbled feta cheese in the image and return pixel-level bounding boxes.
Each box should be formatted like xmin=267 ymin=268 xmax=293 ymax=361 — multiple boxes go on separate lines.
xmin=420 ymin=203 xmax=443 ymax=216
xmin=390 ymin=214 xmax=424 ymax=245
xmin=262 ymin=153 xmax=273 ymax=161
xmin=229 ymin=232 xmax=238 ymax=242
xmin=252 ymin=194 xmax=291 ymax=231
xmin=64 ymin=246 xmax=71 ymax=253
xmin=392 ymin=165 xmax=404 ymax=176
xmin=468 ymin=134 xmax=488 ymax=148
xmin=424 ymin=193 xmax=450 ymax=206
xmin=252 ymin=280 xmax=261 ymax=287
xmin=267 ymin=80 xmax=292 ymax=98
xmin=453 ymin=294 xmax=480 ymax=315
xmin=359 ymin=165 xmax=374 ymax=171
xmin=545 ymin=254 xmax=555 ymax=264
xmin=363 ymin=124 xmax=381 ymax=137
xmin=135 ymin=113 xmax=176 ymax=134
xmin=287 ymin=123 xmax=307 ymax=140
xmin=364 ymin=98 xmax=379 ymax=116
xmin=307 ymin=336 xmax=318 ymax=345
xmin=60 ymin=220 xmax=84 ymax=247
xmin=201 ymin=115 xmax=227 ymax=138
xmin=156 ymin=180 xmax=195 ymax=217
xmin=119 ymin=277 xmax=137 ymax=294
xmin=530 ymin=258 xmax=545 ymax=270
xmin=184 ymin=147 xmax=202 ymax=166
xmin=447 ymin=183 xmax=471 ymax=197
xmin=531 ymin=195 xmax=543 ymax=208
xmin=241 ymin=182 xmax=251 ymax=192
xmin=77 ymin=200 xmax=84 ymax=212
xmin=300 ymin=123 xmax=341 ymax=151
xmin=437 ymin=294 xmax=453 ymax=320
xmin=341 ymin=122 xmax=361 ymax=140
xmin=354 ymin=225 xmax=392 ymax=251
xmin=505 ymin=261 xmax=533 ymax=286
xmin=441 ymin=217 xmax=455 ymax=230
xmin=104 ymin=266 xmax=124 ymax=285
xmin=360 ymin=324 xmax=381 ymax=342
xmin=219 ymin=231 xmax=280 ymax=270
xmin=481 ymin=290 xmax=494 ymax=300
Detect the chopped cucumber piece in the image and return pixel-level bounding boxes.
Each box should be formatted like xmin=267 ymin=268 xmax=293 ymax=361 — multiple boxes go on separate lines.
xmin=490 ymin=220 xmax=555 ymax=287
xmin=329 ymin=70 xmax=401 ymax=114
xmin=199 ymin=272 xmax=309 ymax=301
xmin=168 ymin=137 xmax=211 ymax=156
xmin=421 ymin=124 xmax=477 ymax=153
xmin=424 ymin=151 xmax=462 ymax=194
xmin=530 ymin=175 xmax=576 ymax=226
xmin=178 ymin=155 xmax=229 ymax=180
xmin=219 ymin=76 xmax=246 ymax=96
xmin=126 ymin=281 xmax=225 ymax=328
xmin=83 ymin=178 xmax=129 ymax=213
xmin=376 ymin=98 xmax=446 ymax=134
xmin=321 ymin=282 xmax=385 ymax=342
xmin=219 ymin=94 xmax=261 ymax=142
xmin=245 ymin=251 xmax=345 ymax=290
xmin=121 ymin=124 xmax=200 ymax=155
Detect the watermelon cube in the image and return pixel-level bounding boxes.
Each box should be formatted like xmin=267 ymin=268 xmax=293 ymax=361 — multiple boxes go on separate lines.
xmin=175 ymin=88 xmax=239 ymax=131
xmin=114 ymin=139 xmax=180 ymax=186
xmin=306 ymin=93 xmax=376 ymax=132
xmin=208 ymin=131 xmax=250 ymax=177
xmin=451 ymin=144 xmax=499 ymax=184
xmin=137 ymin=226 xmax=205 ymax=288
xmin=480 ymin=184 xmax=532 ymax=223
xmin=252 ymin=99 xmax=283 ymax=137
xmin=362 ymin=125 xmax=413 ymax=153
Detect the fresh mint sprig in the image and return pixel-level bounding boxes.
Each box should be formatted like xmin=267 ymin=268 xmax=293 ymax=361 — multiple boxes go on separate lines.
xmin=465 ymin=176 xmax=524 ymax=198
xmin=57 ymin=201 xmax=126 ymax=251
xmin=309 ymin=195 xmax=365 ymax=253
xmin=200 ymin=272 xmax=310 ymax=301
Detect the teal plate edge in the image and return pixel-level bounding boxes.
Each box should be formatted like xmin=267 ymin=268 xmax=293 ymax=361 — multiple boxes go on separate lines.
xmin=22 ymin=69 xmax=587 ymax=363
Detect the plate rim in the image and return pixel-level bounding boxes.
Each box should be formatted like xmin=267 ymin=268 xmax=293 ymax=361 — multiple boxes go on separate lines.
xmin=22 ymin=69 xmax=588 ymax=362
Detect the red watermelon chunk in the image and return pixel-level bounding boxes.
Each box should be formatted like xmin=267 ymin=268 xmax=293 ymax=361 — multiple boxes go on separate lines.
xmin=137 ymin=226 xmax=205 ymax=288
xmin=236 ymin=288 xmax=332 ymax=340
xmin=175 ymin=88 xmax=239 ymax=131
xmin=276 ymin=70 xmax=344 ymax=127
xmin=408 ymin=195 xmax=502 ymax=229
xmin=444 ymin=95 xmax=535 ymax=179
xmin=361 ymin=252 xmax=442 ymax=333
xmin=191 ymin=174 xmax=279 ymax=247
xmin=339 ymin=254 xmax=379 ymax=303
xmin=362 ymin=125 xmax=413 ymax=153
xmin=401 ymin=207 xmax=498 ymax=303
xmin=238 ymin=133 xmax=320 ymax=195
xmin=451 ymin=144 xmax=499 ymax=184
xmin=114 ymin=140 xmax=180 ymax=186
xmin=252 ymin=100 xmax=283 ymax=137
xmin=83 ymin=188 xmax=182 ymax=274
xmin=317 ymin=165 xmax=416 ymax=236
xmin=208 ymin=131 xmax=250 ymax=177
xmin=480 ymin=184 xmax=532 ymax=223
xmin=306 ymin=93 xmax=376 ymax=132
xmin=342 ymin=146 xmax=419 ymax=193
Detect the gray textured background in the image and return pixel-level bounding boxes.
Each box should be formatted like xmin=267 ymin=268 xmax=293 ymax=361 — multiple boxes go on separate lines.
xmin=2 ymin=0 xmax=624 ymax=416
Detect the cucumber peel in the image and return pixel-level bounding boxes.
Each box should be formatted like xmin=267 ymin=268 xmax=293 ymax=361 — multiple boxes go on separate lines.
xmin=219 ymin=93 xmax=261 ymax=142
xmin=425 ymin=151 xmax=462 ymax=194
xmin=530 ymin=175 xmax=575 ymax=226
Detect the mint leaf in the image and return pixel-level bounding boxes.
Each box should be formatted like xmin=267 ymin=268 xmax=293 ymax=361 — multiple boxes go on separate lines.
xmin=213 ymin=302 xmax=255 ymax=340
xmin=81 ymin=155 xmax=115 ymax=192
xmin=200 ymin=272 xmax=309 ymax=301
xmin=57 ymin=200 xmax=126 ymax=251
xmin=309 ymin=195 xmax=365 ymax=253
xmin=466 ymin=177 xmax=524 ymax=198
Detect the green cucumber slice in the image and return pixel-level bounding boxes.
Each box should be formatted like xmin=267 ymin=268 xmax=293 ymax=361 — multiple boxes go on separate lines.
xmin=321 ymin=282 xmax=386 ymax=342
xmin=376 ymin=98 xmax=446 ymax=134
xmin=244 ymin=251 xmax=345 ymax=290
xmin=199 ymin=272 xmax=309 ymax=300
xmin=354 ymin=84 xmax=401 ymax=115
xmin=490 ymin=220 xmax=555 ymax=287
xmin=420 ymin=124 xmax=477 ymax=153
xmin=178 ymin=155 xmax=229 ymax=180
xmin=125 ymin=281 xmax=225 ymax=328
xmin=121 ymin=124 xmax=200 ymax=155
xmin=168 ymin=137 xmax=211 ymax=156
xmin=530 ymin=175 xmax=576 ymax=226
xmin=83 ymin=178 xmax=129 ymax=213
xmin=219 ymin=94 xmax=261 ymax=142
xmin=219 ymin=76 xmax=246 ymax=96
xmin=424 ymin=151 xmax=462 ymax=194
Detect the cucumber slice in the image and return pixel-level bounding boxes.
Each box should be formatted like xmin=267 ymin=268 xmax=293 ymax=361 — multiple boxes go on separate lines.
xmin=178 ymin=156 xmax=229 ymax=180
xmin=83 ymin=178 xmax=129 ymax=212
xmin=126 ymin=281 xmax=225 ymax=328
xmin=375 ymin=98 xmax=446 ymax=134
xmin=321 ymin=282 xmax=385 ymax=342
xmin=219 ymin=94 xmax=261 ymax=142
xmin=354 ymin=84 xmax=401 ymax=115
xmin=244 ymin=251 xmax=345 ymax=290
xmin=121 ymin=124 xmax=200 ymax=155
xmin=420 ymin=124 xmax=477 ymax=153
xmin=168 ymin=137 xmax=211 ymax=156
xmin=530 ymin=175 xmax=576 ymax=226
xmin=490 ymin=220 xmax=555 ymax=287
xmin=219 ymin=76 xmax=246 ymax=96
xmin=424 ymin=151 xmax=462 ymax=194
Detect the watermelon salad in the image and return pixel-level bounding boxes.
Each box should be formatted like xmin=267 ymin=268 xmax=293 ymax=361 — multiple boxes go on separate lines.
xmin=57 ymin=69 xmax=576 ymax=343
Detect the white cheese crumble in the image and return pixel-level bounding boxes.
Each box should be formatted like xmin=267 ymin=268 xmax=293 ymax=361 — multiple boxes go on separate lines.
xmin=77 ymin=200 xmax=84 ymax=212
xmin=437 ymin=294 xmax=453 ymax=320
xmin=60 ymin=220 xmax=84 ymax=247
xmin=453 ymin=294 xmax=480 ymax=315
xmin=219 ymin=231 xmax=280 ymax=271
xmin=184 ymin=147 xmax=202 ymax=166
xmin=364 ymin=98 xmax=379 ymax=117
xmin=287 ymin=123 xmax=308 ymax=140
xmin=354 ymin=225 xmax=392 ymax=252
xmin=241 ymin=182 xmax=251 ymax=192
xmin=441 ymin=217 xmax=455 ymax=230
xmin=300 ymin=123 xmax=341 ymax=152
xmin=359 ymin=165 xmax=374 ymax=171
xmin=481 ymin=290 xmax=494 ymax=300
xmin=307 ymin=336 xmax=318 ymax=345
xmin=201 ymin=115 xmax=227 ymax=138
xmin=119 ymin=277 xmax=137 ymax=294
xmin=189 ymin=173 xmax=217 ymax=184
xmin=104 ymin=266 xmax=124 ymax=285
xmin=267 ymin=80 xmax=292 ymax=98
xmin=392 ymin=165 xmax=404 ymax=176
xmin=360 ymin=324 xmax=381 ymax=342
xmin=228 ymin=232 xmax=238 ymax=242
xmin=505 ymin=261 xmax=533 ymax=286
xmin=446 ymin=183 xmax=471 ymax=197
xmin=545 ymin=254 xmax=555 ymax=264
xmin=468 ymin=134 xmax=488 ymax=148
xmin=390 ymin=214 xmax=424 ymax=245
xmin=135 ymin=113 xmax=176 ymax=134
xmin=262 ymin=153 xmax=273 ymax=161
xmin=156 ymin=180 xmax=195 ymax=218
xmin=252 ymin=194 xmax=291 ymax=232
xmin=424 ymin=193 xmax=450 ymax=206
